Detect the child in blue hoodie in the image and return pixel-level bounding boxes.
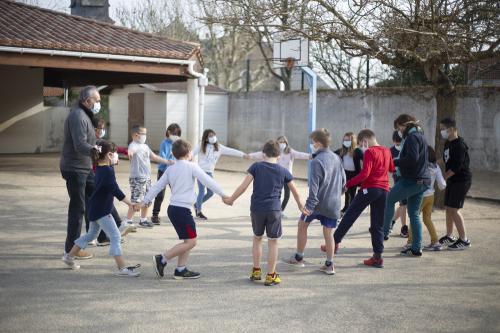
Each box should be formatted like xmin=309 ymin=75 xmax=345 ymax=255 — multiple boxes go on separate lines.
xmin=151 ymin=123 xmax=180 ymax=225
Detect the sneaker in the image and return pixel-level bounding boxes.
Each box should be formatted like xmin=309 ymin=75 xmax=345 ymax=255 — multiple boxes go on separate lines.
xmin=250 ymin=268 xmax=262 ymax=281
xmin=284 ymin=255 xmax=305 ymax=267
xmin=320 ymin=243 xmax=340 ymax=254
xmin=401 ymin=244 xmax=411 ymax=251
xmin=116 ymin=264 xmax=141 ymax=277
xmin=119 ymin=224 xmax=134 ymax=237
xmin=74 ymin=250 xmax=93 ymax=260
xmin=153 ymin=255 xmax=166 ymax=278
xmin=264 ymin=273 xmax=281 ymax=286
xmin=151 ymin=216 xmax=161 ymax=225
xmin=423 ymin=242 xmax=442 ymax=251
xmin=196 ymin=212 xmax=208 ymax=220
xmin=439 ymin=235 xmax=458 ymax=246
xmin=400 ymin=225 xmax=409 ymax=238
xmin=124 ymin=221 xmax=137 ymax=233
xmin=62 ymin=253 xmax=80 ymax=270
xmin=400 ymin=248 xmax=422 ymax=257
xmin=319 ymin=262 xmax=335 ymax=275
xmin=448 ymin=239 xmax=471 ymax=251
xmin=138 ymin=220 xmax=153 ymax=228
xmin=97 ymin=239 xmax=110 ymax=247
xmin=173 ymin=268 xmax=201 ymax=280
xmin=363 ymin=257 xmax=384 ymax=268
xmin=88 ymin=240 xmax=97 ymax=247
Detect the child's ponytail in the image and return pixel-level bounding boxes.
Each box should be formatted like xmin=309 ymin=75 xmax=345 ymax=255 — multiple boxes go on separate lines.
xmin=91 ymin=140 xmax=117 ymax=164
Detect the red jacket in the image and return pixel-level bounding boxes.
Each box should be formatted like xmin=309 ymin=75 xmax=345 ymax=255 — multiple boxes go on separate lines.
xmin=346 ymin=146 xmax=394 ymax=191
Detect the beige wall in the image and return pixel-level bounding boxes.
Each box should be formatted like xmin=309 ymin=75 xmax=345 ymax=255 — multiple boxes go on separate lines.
xmin=0 ymin=65 xmax=68 ymax=154
xmin=0 ymin=65 xmax=43 ymax=123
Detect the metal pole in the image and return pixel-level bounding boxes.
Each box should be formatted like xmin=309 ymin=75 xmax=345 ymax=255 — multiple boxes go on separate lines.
xmin=246 ymin=59 xmax=250 ymax=92
xmin=301 ymin=66 xmax=317 ymax=185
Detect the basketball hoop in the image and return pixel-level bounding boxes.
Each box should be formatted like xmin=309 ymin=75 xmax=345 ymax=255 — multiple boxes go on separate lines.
xmin=285 ymin=57 xmax=296 ymax=71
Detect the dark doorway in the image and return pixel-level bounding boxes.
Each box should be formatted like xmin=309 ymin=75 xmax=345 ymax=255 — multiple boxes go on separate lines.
xmin=128 ymin=92 xmax=144 ymax=143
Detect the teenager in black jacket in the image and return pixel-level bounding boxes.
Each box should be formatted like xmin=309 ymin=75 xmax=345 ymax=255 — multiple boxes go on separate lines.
xmin=383 ymin=114 xmax=431 ymax=257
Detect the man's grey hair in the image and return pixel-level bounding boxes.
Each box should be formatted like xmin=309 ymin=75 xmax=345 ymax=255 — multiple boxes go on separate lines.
xmin=79 ymin=85 xmax=98 ymax=102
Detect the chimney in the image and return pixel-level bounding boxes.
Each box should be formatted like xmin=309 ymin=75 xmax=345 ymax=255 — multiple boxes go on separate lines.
xmin=70 ymin=0 xmax=114 ymax=24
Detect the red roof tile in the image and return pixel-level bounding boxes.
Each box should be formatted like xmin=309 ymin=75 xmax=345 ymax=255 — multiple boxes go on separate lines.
xmin=0 ymin=0 xmax=202 ymax=62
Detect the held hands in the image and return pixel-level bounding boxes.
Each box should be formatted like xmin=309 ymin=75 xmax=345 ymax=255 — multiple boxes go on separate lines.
xmin=222 ymin=196 xmax=234 ymax=206
xmin=298 ymin=203 xmax=311 ymax=216
xmin=342 ymin=186 xmax=348 ymax=194
xmin=243 ymin=154 xmax=251 ymax=160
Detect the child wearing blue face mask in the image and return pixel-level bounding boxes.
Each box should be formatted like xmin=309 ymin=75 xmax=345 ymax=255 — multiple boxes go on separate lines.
xmin=192 ymin=129 xmax=249 ymax=220
xmin=125 ymin=125 xmax=172 ymax=229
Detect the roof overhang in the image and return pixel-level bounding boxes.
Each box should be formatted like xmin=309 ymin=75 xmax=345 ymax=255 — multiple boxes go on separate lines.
xmin=0 ymin=46 xmax=203 ymax=87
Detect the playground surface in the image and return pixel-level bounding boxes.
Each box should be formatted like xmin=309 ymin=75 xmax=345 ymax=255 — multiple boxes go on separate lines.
xmin=0 ymin=154 xmax=499 ymax=333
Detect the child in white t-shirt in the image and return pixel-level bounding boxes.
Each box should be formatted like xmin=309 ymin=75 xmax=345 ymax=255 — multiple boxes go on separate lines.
xmin=192 ymin=129 xmax=249 ymax=220
xmin=125 ymin=125 xmax=173 ymax=229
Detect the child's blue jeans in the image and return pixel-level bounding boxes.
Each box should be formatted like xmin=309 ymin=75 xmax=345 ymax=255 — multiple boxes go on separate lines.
xmin=74 ymin=214 xmax=122 ymax=256
xmin=195 ymin=172 xmax=214 ymax=212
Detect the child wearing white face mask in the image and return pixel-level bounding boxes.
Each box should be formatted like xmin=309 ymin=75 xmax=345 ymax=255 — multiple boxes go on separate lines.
xmin=389 ymin=130 xmax=409 ymax=237
xmin=62 ymin=140 xmax=141 ymax=277
xmin=249 ymin=135 xmax=311 ymax=216
xmin=126 ymin=125 xmax=172 ymax=229
xmin=335 ymin=132 xmax=364 ymax=215
xmin=192 ymin=129 xmax=249 ymax=220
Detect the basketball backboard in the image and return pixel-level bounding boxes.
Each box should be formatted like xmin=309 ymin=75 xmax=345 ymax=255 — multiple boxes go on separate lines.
xmin=272 ymin=37 xmax=309 ymax=68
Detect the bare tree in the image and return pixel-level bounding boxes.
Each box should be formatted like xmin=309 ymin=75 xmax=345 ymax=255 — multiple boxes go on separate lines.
xmin=203 ymin=0 xmax=499 ymax=153
xmin=114 ymin=0 xmax=198 ymax=42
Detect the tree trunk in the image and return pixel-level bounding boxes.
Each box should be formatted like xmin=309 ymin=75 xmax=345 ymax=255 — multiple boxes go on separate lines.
xmin=434 ymin=86 xmax=457 ymax=208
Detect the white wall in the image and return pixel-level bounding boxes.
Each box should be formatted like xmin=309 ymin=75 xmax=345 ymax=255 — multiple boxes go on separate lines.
xmin=109 ymin=85 xmax=229 ymax=150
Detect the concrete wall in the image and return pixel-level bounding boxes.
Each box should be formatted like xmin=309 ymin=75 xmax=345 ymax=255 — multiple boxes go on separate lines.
xmin=228 ymin=87 xmax=500 ymax=172
xmin=0 ymin=65 xmax=68 ymax=154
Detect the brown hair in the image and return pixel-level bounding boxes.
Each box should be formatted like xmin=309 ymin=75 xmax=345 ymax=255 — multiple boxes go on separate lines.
xmin=262 ymin=140 xmax=280 ymax=158
xmin=428 ymin=145 xmax=437 ymax=164
xmin=310 ymin=128 xmax=331 ymax=147
xmin=166 ymin=123 xmax=181 ymax=137
xmin=91 ymin=140 xmax=117 ymax=164
xmin=201 ymin=129 xmax=219 ymax=154
xmin=277 ymin=135 xmax=291 ymax=154
xmin=340 ymin=132 xmax=358 ymax=157
xmin=357 ymin=129 xmax=376 ymax=143
xmin=172 ymin=139 xmax=192 ymax=159
xmin=131 ymin=125 xmax=145 ymax=135
xmin=394 ymin=114 xmax=417 ymax=129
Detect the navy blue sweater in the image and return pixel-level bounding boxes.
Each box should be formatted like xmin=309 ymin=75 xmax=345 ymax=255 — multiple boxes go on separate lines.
xmin=88 ymin=166 xmax=125 ymax=221
xmin=395 ymin=130 xmax=431 ymax=184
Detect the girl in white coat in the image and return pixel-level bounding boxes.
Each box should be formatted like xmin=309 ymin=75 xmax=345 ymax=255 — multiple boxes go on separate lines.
xmin=193 ymin=129 xmax=248 ymax=219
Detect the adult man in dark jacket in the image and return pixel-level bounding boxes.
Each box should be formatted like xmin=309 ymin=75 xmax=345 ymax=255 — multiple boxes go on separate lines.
xmin=60 ymin=86 xmax=101 ymax=259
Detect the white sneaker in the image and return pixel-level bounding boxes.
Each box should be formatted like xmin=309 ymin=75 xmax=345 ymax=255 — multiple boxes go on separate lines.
xmin=319 ymin=264 xmax=335 ymax=275
xmin=116 ymin=264 xmax=141 ymax=277
xmin=423 ymin=242 xmax=442 ymax=251
xmin=88 ymin=240 xmax=97 ymax=247
xmin=62 ymin=253 xmax=80 ymax=270
xmin=123 ymin=221 xmax=137 ymax=233
xmin=119 ymin=224 xmax=134 ymax=237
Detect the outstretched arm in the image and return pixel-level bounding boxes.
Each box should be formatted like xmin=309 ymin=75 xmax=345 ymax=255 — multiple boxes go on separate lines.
xmin=227 ymin=174 xmax=254 ymax=204
xmin=151 ymin=151 xmax=174 ymax=165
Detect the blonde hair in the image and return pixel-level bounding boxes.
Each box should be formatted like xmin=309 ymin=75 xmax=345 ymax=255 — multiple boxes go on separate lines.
xmin=276 ymin=135 xmax=291 ymax=154
xmin=341 ymin=132 xmax=358 ymax=157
